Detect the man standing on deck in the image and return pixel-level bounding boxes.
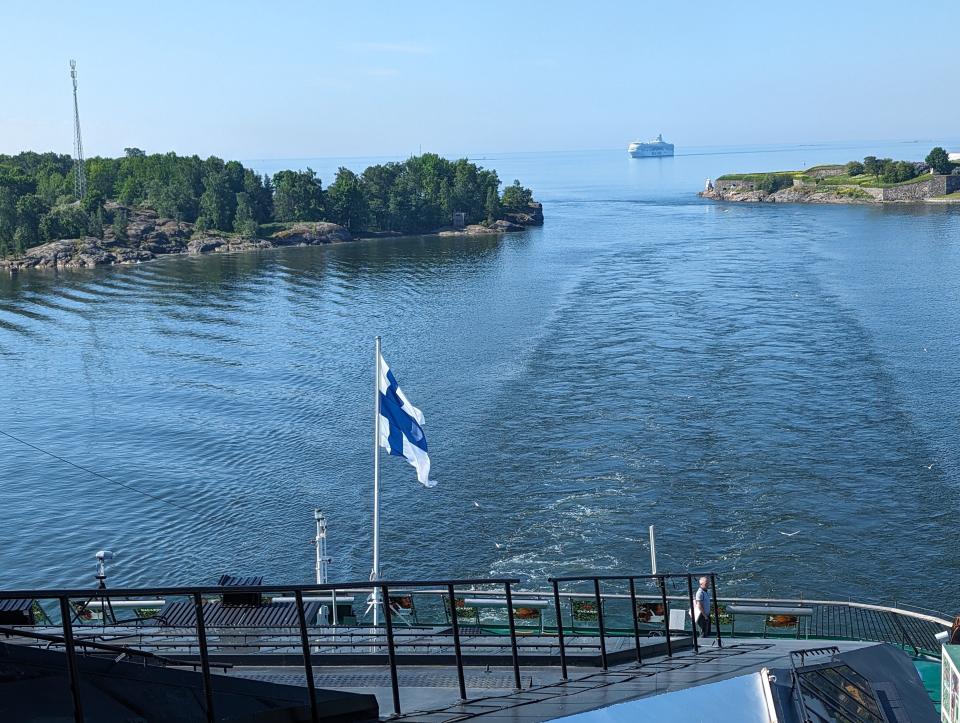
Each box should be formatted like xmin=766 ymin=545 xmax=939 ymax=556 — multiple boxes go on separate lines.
xmin=693 ymin=576 xmax=712 ymax=639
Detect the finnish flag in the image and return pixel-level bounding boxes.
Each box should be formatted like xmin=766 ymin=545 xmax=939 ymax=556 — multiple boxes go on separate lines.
xmin=378 ymin=355 xmax=434 ymax=487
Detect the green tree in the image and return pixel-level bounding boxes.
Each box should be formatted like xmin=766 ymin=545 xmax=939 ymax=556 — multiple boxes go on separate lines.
xmin=124 ymin=147 xmax=146 ymax=158
xmin=35 ymin=171 xmax=66 ymax=205
xmin=243 ymin=169 xmax=273 ymax=223
xmin=845 ymin=161 xmax=865 ymax=176
xmin=91 ymin=207 xmax=106 ymax=239
xmin=13 ymin=226 xmax=29 ymax=256
xmin=863 ymin=156 xmax=880 ymax=178
xmin=0 ymin=237 xmax=8 ymax=258
xmin=81 ymin=191 xmax=104 ymax=216
xmin=484 ymin=187 xmax=500 ymax=222
xmin=361 ymin=163 xmax=402 ymax=230
xmin=272 ymin=169 xmax=324 ymax=221
xmin=0 ymin=186 xmax=16 ymax=244
xmin=880 ymin=160 xmax=915 ymax=184
xmin=233 ymin=192 xmax=258 ymax=237
xmin=113 ymin=208 xmax=129 ymax=242
xmin=926 ymin=147 xmax=952 ymax=175
xmin=86 ymin=158 xmax=118 ymax=198
xmin=39 ymin=205 xmax=90 ymax=241
xmin=15 ymin=194 xmax=45 ymax=245
xmin=117 ymin=177 xmax=143 ymax=205
xmin=501 ymin=180 xmax=533 ymax=212
xmin=325 ymin=167 xmax=369 ymax=230
xmin=197 ymin=170 xmax=236 ymax=231
xmin=147 ymin=178 xmax=196 ymax=222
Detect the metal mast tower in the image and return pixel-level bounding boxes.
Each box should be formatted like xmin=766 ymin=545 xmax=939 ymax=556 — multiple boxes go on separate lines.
xmin=69 ymin=60 xmax=86 ymax=200
xmin=314 ymin=509 xmax=331 ymax=584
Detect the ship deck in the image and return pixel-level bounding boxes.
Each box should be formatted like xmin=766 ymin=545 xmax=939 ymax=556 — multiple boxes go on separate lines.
xmin=0 ymin=573 xmax=948 ymax=721
xmin=228 ymin=638 xmax=877 ymax=722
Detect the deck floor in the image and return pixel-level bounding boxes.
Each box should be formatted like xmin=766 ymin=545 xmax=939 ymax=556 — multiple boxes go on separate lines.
xmin=230 ymin=638 xmax=876 ymax=721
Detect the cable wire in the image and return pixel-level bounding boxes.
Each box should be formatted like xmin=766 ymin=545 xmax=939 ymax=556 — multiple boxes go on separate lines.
xmin=0 ymin=428 xmax=209 ymax=517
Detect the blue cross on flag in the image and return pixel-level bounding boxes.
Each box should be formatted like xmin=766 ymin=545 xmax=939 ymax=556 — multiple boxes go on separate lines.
xmin=378 ymin=355 xmax=434 ymax=487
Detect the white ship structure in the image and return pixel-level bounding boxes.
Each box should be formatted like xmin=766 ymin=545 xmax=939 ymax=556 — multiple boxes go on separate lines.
xmin=628 ymin=133 xmax=675 ymax=158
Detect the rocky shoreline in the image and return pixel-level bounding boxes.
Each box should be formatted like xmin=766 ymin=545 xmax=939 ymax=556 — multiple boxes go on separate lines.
xmin=699 ymin=186 xmax=878 ymax=204
xmin=1 ymin=202 xmax=544 ymax=273
xmin=700 ymin=165 xmax=960 ymax=205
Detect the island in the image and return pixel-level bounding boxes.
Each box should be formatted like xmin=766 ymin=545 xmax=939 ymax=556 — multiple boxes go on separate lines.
xmin=701 ymin=147 xmax=960 ymax=204
xmin=0 ymin=150 xmax=543 ymax=272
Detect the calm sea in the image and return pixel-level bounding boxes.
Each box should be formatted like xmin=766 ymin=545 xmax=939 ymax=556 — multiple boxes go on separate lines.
xmin=2 ymin=141 xmax=959 ymax=610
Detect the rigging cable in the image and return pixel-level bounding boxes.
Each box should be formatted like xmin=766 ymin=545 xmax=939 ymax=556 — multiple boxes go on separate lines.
xmin=0 ymin=427 xmax=211 ymax=518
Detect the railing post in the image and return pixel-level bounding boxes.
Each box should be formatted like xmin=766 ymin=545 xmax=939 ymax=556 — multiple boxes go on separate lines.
xmin=551 ymin=580 xmax=568 ymax=680
xmin=447 ymin=584 xmax=467 ymax=701
xmin=192 ymin=592 xmax=215 ymax=723
xmin=381 ymin=584 xmax=401 ymax=716
xmin=58 ymin=596 xmax=85 ymax=723
xmin=295 ymin=590 xmax=320 ymax=723
xmin=504 ymin=582 xmax=522 ymax=691
xmin=593 ymin=578 xmax=608 ymax=670
xmin=710 ymin=573 xmax=722 ymax=648
xmin=628 ymin=578 xmax=642 ymax=665
xmin=659 ymin=575 xmax=672 ymax=657
xmin=686 ymin=574 xmax=699 ymax=653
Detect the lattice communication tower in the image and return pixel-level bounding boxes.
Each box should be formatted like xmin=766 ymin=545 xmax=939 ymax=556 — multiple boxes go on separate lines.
xmin=70 ymin=60 xmax=86 ymax=200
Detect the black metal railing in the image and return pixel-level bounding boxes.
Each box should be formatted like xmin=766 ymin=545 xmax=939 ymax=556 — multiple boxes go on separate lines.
xmin=0 ymin=577 xmax=520 ymax=722
xmin=547 ymin=572 xmax=722 ymax=678
xmin=0 ymin=573 xmax=946 ymax=722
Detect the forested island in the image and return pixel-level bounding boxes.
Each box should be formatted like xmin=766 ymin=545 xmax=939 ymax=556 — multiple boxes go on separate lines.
xmin=702 ymin=147 xmax=960 ymax=204
xmin=0 ymin=150 xmax=542 ymax=271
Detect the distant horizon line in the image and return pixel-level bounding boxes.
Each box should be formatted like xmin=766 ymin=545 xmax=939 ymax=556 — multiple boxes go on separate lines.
xmin=4 ymin=137 xmax=959 ymax=164
xmin=242 ymin=137 xmax=960 ymax=165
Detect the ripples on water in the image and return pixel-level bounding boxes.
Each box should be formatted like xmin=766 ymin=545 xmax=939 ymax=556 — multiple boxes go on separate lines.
xmin=1 ymin=145 xmax=959 ymax=610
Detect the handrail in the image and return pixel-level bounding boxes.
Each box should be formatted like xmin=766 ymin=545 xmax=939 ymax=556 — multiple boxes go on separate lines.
xmin=547 ymin=572 xmax=716 ymax=583
xmin=0 ymin=573 xmax=949 ymax=722
xmin=406 ymin=589 xmax=952 ymax=627
xmin=0 ymin=578 xmax=521 ymax=600
xmin=0 ymin=576 xmax=523 ymax=722
xmin=0 ymin=624 xmax=219 ymax=670
xmin=545 ymin=572 xmax=723 ymax=659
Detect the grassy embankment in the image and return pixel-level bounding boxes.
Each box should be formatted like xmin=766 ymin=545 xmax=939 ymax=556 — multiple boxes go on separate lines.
xmin=718 ymin=165 xmax=932 ymax=189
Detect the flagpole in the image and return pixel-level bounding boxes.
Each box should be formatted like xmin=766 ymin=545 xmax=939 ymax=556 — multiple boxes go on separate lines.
xmin=371 ymin=335 xmax=382 ymax=626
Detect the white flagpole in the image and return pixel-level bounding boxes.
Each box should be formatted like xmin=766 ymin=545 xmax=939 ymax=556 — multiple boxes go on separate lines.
xmin=371 ymin=335 xmax=382 ymax=625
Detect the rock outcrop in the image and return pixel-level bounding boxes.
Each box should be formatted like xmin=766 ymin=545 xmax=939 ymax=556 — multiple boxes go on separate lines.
xmin=270 ymin=222 xmax=353 ymax=246
xmin=701 ymin=173 xmax=960 ymax=205
xmin=0 ymin=206 xmax=354 ymax=272
xmin=2 ymin=200 xmax=547 ymax=273
xmin=504 ymin=201 xmax=544 ymax=226
xmin=700 ymin=186 xmax=874 ymax=204
xmin=437 ymin=201 xmax=545 ymax=237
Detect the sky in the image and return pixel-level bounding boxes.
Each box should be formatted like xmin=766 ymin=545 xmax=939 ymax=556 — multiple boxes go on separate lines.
xmin=2 ymin=1 xmax=959 ymax=160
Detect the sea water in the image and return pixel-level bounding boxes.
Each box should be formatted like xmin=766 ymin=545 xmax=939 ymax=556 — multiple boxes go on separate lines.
xmin=1 ymin=141 xmax=958 ymax=610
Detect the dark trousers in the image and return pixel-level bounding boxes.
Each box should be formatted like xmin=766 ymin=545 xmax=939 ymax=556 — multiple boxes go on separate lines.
xmin=697 ymin=612 xmax=712 ymax=639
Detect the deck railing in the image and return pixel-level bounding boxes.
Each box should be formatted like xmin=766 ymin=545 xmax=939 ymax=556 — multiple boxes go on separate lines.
xmin=0 ymin=574 xmax=949 ymax=722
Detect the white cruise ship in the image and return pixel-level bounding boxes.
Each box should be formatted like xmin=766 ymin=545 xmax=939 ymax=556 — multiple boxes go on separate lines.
xmin=628 ymin=134 xmax=675 ymax=158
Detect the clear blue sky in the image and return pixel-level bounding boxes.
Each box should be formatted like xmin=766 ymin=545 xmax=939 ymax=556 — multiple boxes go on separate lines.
xmin=3 ymin=1 xmax=958 ymax=159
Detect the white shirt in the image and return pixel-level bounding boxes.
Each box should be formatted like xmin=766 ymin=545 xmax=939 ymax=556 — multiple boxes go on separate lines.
xmin=694 ymin=587 xmax=712 ymax=618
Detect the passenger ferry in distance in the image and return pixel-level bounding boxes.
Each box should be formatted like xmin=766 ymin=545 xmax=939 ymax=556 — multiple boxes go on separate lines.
xmin=628 ymin=133 xmax=675 ymax=157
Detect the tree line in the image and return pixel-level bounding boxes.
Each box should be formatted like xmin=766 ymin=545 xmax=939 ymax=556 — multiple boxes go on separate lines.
xmin=844 ymin=147 xmax=957 ymax=184
xmin=0 ymin=149 xmax=536 ymax=258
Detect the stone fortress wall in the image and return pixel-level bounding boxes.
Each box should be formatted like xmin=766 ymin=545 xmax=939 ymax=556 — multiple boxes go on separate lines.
xmin=714 ymin=174 xmax=960 ymax=201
